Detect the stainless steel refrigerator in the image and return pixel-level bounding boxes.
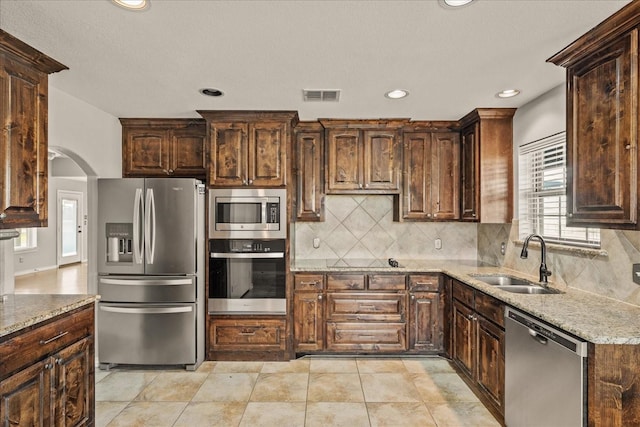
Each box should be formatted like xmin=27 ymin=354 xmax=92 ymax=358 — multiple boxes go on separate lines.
xmin=97 ymin=178 xmax=205 ymax=370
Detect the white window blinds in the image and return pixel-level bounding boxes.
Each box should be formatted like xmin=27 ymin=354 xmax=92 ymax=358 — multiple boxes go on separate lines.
xmin=518 ymin=132 xmax=600 ymax=247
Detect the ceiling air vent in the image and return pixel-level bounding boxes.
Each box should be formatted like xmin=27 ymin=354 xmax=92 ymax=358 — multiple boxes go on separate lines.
xmin=303 ymin=89 xmax=341 ymax=102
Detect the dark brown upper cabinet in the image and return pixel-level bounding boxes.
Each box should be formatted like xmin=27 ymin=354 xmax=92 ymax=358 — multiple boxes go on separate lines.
xmin=121 ymin=119 xmax=207 ymax=179
xmin=294 ymin=122 xmax=324 ymax=221
xmin=0 ymin=30 xmax=67 ymax=229
xmin=548 ymin=2 xmax=640 ymax=229
xmin=459 ymin=109 xmax=516 ymax=224
xmin=199 ymin=111 xmax=298 ymax=187
xmin=320 ymin=119 xmax=408 ymax=194
xmin=402 ymin=130 xmax=460 ymax=221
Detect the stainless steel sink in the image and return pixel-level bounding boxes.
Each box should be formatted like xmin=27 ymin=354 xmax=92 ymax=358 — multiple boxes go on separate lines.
xmin=495 ymin=285 xmax=563 ymax=295
xmin=470 ymin=274 xmax=534 ymax=287
xmin=469 ymin=274 xmax=563 ymax=294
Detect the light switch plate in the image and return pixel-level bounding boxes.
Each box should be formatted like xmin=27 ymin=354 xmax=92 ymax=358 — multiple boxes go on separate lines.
xmin=633 ymin=264 xmax=640 ymax=285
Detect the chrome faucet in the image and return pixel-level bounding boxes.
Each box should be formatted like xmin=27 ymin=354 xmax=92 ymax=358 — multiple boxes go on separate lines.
xmin=520 ymin=234 xmax=552 ymax=284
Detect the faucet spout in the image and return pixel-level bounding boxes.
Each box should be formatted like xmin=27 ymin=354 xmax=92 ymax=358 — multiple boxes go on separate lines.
xmin=520 ymin=234 xmax=552 ymax=284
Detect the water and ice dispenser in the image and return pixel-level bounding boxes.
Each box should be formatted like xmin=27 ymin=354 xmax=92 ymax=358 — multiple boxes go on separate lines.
xmin=105 ymin=223 xmax=133 ymax=263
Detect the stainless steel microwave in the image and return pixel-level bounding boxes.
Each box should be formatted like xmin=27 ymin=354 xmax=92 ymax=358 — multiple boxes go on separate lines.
xmin=208 ymin=188 xmax=286 ymax=239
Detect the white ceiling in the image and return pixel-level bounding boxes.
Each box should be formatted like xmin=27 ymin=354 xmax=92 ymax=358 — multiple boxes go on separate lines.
xmin=0 ymin=0 xmax=631 ymax=121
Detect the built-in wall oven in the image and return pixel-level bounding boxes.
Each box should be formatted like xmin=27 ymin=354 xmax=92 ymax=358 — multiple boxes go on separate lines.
xmin=209 ymin=239 xmax=286 ymax=314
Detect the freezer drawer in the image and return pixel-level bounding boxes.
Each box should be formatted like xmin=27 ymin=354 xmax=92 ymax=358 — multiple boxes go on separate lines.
xmin=98 ymin=302 xmax=196 ymax=366
xmin=98 ymin=275 xmax=196 ymax=303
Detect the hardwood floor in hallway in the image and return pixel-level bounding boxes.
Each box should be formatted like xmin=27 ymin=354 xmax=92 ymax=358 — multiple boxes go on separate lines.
xmin=15 ymin=262 xmax=88 ymax=294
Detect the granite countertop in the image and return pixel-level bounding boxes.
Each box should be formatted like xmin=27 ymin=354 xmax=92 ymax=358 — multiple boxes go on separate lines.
xmin=0 ymin=294 xmax=98 ymax=339
xmin=292 ymin=259 xmax=640 ymax=345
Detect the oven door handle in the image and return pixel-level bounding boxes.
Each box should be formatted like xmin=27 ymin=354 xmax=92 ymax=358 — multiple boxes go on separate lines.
xmin=210 ymin=252 xmax=285 ymax=259
xmin=99 ymin=305 xmax=193 ymax=314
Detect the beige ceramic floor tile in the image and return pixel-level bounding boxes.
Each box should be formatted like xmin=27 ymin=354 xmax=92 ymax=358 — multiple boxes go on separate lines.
xmin=367 ymin=402 xmax=437 ymax=427
xmin=239 ymin=402 xmax=306 ymax=427
xmin=192 ymin=372 xmax=259 ymax=402
xmin=173 ymin=401 xmax=246 ymax=427
xmin=95 ymin=369 xmax=112 ymax=383
xmin=307 ymin=373 xmax=364 ymax=402
xmin=402 ymin=357 xmax=456 ymax=374
xmin=412 ymin=373 xmax=479 ymax=403
xmin=261 ymin=359 xmax=310 ymax=373
xmin=106 ymin=401 xmax=187 ymax=427
xmin=356 ymin=358 xmax=407 ymax=373
xmin=250 ymin=373 xmax=309 ymax=402
xmin=360 ymin=373 xmax=421 ymax=402
xmin=427 ymin=401 xmax=501 ymax=427
xmin=195 ymin=361 xmax=217 ymax=373
xmin=212 ymin=361 xmax=264 ymax=373
xmin=305 ymin=402 xmax=370 ymax=427
xmin=309 ymin=358 xmax=358 ymax=373
xmin=95 ymin=402 xmax=128 ymax=427
xmin=96 ymin=371 xmax=158 ymax=402
xmin=135 ymin=372 xmax=209 ymax=401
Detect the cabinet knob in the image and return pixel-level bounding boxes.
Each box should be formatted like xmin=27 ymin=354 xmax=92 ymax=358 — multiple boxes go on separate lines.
xmin=626 ymin=144 xmax=632 ymax=150
xmin=427 ymin=214 xmax=431 ymax=218
xmin=168 ymin=169 xmax=174 ymax=174
xmin=467 ymin=314 xmax=474 ymax=320
xmin=318 ymin=294 xmax=323 ymax=300
xmin=568 ymin=213 xmax=573 ymax=218
xmin=433 ymin=214 xmax=438 ymax=218
xmin=472 ymin=213 xmax=477 ymax=217
xmin=249 ymin=179 xmax=253 ymax=185
xmin=242 ymin=179 xmax=247 ymax=185
xmin=44 ymin=363 xmax=52 ymax=370
xmin=0 ymin=212 xmax=5 ymax=221
xmin=410 ymin=294 xmax=415 ymax=301
xmin=358 ymin=183 xmax=363 ymax=189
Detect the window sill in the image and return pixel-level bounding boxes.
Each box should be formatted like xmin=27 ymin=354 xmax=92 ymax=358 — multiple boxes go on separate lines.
xmin=513 ymin=240 xmax=608 ymax=258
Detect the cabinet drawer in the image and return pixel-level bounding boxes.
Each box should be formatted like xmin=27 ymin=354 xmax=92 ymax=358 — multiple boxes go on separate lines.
xmin=327 ymin=274 xmax=365 ymax=290
xmin=326 ymin=322 xmax=407 ymax=351
xmin=326 ymin=293 xmax=405 ymax=322
xmin=210 ymin=318 xmax=286 ymax=351
xmin=475 ymin=292 xmax=504 ymax=328
xmin=452 ymin=280 xmax=475 ymax=308
xmin=409 ymin=274 xmax=440 ymax=292
xmin=0 ymin=306 xmax=94 ymax=379
xmin=294 ymin=274 xmax=324 ymax=290
xmin=368 ymin=274 xmax=406 ymax=290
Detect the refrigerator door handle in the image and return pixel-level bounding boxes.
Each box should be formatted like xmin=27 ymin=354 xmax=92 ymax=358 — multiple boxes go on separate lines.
xmin=99 ymin=278 xmax=193 ymax=286
xmin=145 ymin=188 xmax=157 ymax=264
xmin=99 ymin=305 xmax=193 ymax=315
xmin=133 ymin=188 xmax=143 ymax=264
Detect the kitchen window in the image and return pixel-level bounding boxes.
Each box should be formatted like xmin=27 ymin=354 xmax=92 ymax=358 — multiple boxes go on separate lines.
xmin=14 ymin=228 xmax=37 ymax=252
xmin=518 ymin=132 xmax=600 ymax=247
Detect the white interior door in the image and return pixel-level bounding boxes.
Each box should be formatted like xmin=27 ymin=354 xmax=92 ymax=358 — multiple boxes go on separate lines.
xmin=58 ymin=190 xmax=84 ymax=266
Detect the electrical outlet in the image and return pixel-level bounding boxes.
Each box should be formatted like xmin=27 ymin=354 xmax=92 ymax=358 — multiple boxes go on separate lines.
xmin=633 ymin=263 xmax=640 ymax=285
xmin=313 ymin=237 xmax=320 ymax=249
xmin=18 ymin=257 xmax=24 ymax=263
xmin=435 ymin=238 xmax=442 ymax=250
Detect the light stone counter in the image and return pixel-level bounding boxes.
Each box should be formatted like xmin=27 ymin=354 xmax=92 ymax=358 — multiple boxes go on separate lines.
xmin=0 ymin=294 xmax=97 ymax=339
xmin=291 ymin=259 xmax=640 ymax=345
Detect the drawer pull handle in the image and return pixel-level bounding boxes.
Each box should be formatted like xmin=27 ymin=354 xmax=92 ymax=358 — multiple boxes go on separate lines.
xmin=239 ymin=331 xmax=256 ymax=336
xmin=40 ymin=331 xmax=69 ymax=345
xmin=300 ymin=281 xmax=319 ymax=286
xmin=359 ymin=335 xmax=375 ymax=339
xmin=359 ymin=305 xmax=376 ymax=309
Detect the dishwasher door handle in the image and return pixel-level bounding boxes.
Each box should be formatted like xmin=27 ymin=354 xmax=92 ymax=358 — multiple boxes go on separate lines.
xmin=529 ymin=329 xmax=548 ymax=345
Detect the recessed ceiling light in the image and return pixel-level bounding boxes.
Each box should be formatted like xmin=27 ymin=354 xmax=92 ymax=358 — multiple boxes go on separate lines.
xmin=439 ymin=0 xmax=475 ymax=9
xmin=200 ymin=88 xmax=224 ymax=97
xmin=111 ymin=0 xmax=149 ymax=11
xmin=496 ymin=89 xmax=521 ymax=98
xmin=385 ymin=89 xmax=409 ymax=99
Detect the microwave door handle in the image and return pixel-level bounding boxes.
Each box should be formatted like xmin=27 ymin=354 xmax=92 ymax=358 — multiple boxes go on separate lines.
xmin=145 ymin=188 xmax=156 ymax=264
xmin=132 ymin=188 xmax=143 ymax=264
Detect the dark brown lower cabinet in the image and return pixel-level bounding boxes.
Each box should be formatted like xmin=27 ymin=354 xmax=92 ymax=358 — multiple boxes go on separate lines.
xmin=451 ymin=280 xmax=504 ymax=423
xmin=208 ymin=315 xmax=287 ymax=361
xmin=0 ymin=305 xmax=95 ymax=427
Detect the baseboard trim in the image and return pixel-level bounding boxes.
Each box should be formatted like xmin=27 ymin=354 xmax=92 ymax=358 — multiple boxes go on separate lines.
xmin=14 ymin=265 xmax=58 ymax=276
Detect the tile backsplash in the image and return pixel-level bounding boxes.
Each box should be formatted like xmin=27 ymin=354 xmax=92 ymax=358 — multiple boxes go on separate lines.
xmin=293 ymin=195 xmax=478 ymax=265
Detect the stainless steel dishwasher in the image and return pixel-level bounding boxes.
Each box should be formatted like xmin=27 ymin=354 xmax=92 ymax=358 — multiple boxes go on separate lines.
xmin=505 ymin=307 xmax=588 ymax=427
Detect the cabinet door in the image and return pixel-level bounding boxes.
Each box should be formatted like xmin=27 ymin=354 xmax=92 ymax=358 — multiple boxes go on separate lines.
xmin=209 ymin=122 xmax=248 ymax=186
xmin=476 ymin=316 xmax=504 ymax=410
xmin=327 ymin=129 xmax=362 ymax=192
xmin=53 ymin=337 xmax=93 ymax=427
xmin=461 ymin=123 xmax=479 ymax=221
xmin=293 ymin=291 xmax=324 ymax=352
xmin=409 ymin=291 xmax=442 ymax=352
xmin=295 ymin=130 xmax=324 ymax=220
xmin=171 ymin=126 xmax=207 ymax=178
xmin=431 ymin=132 xmax=460 ymax=220
xmin=0 ymin=359 xmax=51 ymax=426
xmin=122 ymin=128 xmax=170 ymax=177
xmin=567 ymin=31 xmax=637 ymax=228
xmin=249 ymin=121 xmax=287 ymax=187
xmin=403 ymin=132 xmax=432 ymax=219
xmin=452 ymin=300 xmax=475 ymax=378
xmin=363 ymin=129 xmax=401 ymax=191
xmin=0 ymin=56 xmax=49 ymax=227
